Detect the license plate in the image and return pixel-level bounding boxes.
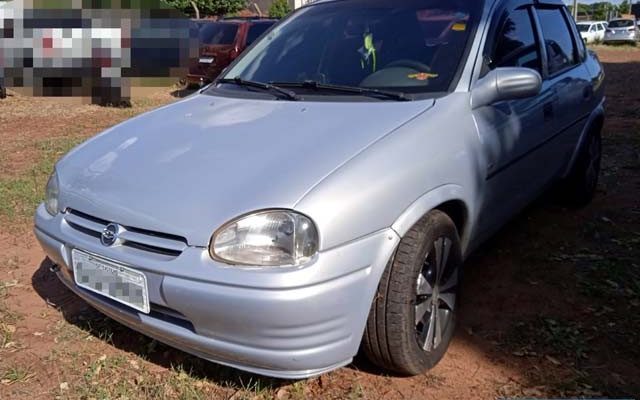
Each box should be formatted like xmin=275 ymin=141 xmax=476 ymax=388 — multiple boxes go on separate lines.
xmin=199 ymin=57 xmax=215 ymax=64
xmin=72 ymin=249 xmax=150 ymax=314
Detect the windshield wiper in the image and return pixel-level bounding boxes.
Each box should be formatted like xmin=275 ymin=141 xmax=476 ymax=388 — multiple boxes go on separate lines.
xmin=217 ymin=77 xmax=300 ymax=101
xmin=273 ymin=80 xmax=412 ymax=102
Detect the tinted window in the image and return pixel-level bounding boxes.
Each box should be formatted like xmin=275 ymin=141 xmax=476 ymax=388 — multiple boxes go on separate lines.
xmin=223 ymin=0 xmax=484 ymax=94
xmin=535 ymin=8 xmax=577 ymax=75
xmin=199 ymin=23 xmax=239 ymax=45
xmin=491 ymin=8 xmax=541 ymax=72
xmin=246 ymin=22 xmax=274 ymax=45
xmin=608 ymin=19 xmax=634 ymax=28
xmin=576 ymin=24 xmax=589 ymax=32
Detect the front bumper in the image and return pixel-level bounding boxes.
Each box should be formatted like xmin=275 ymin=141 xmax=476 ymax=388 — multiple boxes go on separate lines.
xmin=34 ymin=205 xmax=399 ymax=378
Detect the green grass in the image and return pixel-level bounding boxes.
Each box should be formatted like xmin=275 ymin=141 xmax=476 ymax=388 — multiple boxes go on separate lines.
xmin=1 ymin=365 xmax=35 ymax=385
xmin=0 ymin=280 xmax=22 ymax=349
xmin=0 ymin=136 xmax=85 ymax=224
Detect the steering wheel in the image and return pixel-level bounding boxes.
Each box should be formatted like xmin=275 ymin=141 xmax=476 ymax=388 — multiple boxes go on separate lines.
xmin=385 ymin=59 xmax=432 ymax=72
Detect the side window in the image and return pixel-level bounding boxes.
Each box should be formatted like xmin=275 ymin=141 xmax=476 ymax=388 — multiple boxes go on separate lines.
xmin=490 ymin=8 xmax=542 ymax=73
xmin=535 ymin=8 xmax=578 ymax=75
xmin=589 ymin=25 xmax=595 ymax=32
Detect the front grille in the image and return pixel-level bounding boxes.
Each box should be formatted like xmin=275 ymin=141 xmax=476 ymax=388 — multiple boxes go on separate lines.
xmin=64 ymin=209 xmax=188 ymax=257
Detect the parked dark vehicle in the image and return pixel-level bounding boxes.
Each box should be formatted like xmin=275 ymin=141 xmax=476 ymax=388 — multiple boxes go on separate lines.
xmin=186 ymin=18 xmax=277 ymax=87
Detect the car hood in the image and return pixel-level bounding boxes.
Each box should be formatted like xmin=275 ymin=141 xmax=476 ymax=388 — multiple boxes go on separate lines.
xmin=57 ymin=94 xmax=434 ymax=246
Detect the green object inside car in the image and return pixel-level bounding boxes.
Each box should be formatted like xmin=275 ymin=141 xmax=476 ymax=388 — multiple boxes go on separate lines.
xmin=361 ymin=32 xmax=377 ymax=73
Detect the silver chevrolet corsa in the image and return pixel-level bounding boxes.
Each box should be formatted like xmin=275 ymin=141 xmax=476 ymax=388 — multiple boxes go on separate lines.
xmin=35 ymin=0 xmax=605 ymax=378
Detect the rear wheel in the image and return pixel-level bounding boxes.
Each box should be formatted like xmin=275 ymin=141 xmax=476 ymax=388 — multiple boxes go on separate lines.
xmin=362 ymin=210 xmax=462 ymax=375
xmin=560 ymin=127 xmax=602 ymax=207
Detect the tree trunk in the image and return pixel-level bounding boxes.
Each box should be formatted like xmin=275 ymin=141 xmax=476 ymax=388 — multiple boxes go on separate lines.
xmin=191 ymin=1 xmax=200 ymax=19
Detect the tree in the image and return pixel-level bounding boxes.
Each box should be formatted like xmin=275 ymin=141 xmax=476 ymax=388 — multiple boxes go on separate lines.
xmin=269 ymin=0 xmax=291 ymax=19
xmin=162 ymin=0 xmax=247 ymax=18
xmin=619 ymin=0 xmax=631 ymax=15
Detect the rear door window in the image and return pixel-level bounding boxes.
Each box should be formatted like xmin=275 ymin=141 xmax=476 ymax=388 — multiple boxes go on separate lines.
xmin=489 ymin=8 xmax=542 ymax=73
xmin=199 ymin=23 xmax=239 ymax=45
xmin=246 ymin=22 xmax=274 ymax=46
xmin=535 ymin=8 xmax=578 ymax=75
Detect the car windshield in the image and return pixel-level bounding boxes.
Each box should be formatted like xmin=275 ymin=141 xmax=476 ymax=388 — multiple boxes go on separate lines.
xmin=222 ymin=0 xmax=483 ymax=94
xmin=199 ymin=22 xmax=239 ymax=45
xmin=577 ymin=24 xmax=590 ymax=32
xmin=608 ymin=20 xmax=634 ymax=28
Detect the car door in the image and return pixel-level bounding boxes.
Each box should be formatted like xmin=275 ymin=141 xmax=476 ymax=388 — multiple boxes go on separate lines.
xmin=598 ymin=23 xmax=606 ymax=41
xmin=533 ymin=5 xmax=593 ymax=173
xmin=588 ymin=24 xmax=597 ymax=43
xmin=472 ymin=0 xmax=559 ymax=242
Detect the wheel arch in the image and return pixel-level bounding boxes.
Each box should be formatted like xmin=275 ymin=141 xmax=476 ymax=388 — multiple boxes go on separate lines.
xmin=391 ymin=185 xmax=471 ymax=253
xmin=561 ymin=100 xmax=605 ymax=178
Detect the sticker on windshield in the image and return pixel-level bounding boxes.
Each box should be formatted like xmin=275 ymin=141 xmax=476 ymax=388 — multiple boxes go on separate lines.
xmin=452 ymin=22 xmax=467 ymax=32
xmin=408 ymin=72 xmax=439 ymax=81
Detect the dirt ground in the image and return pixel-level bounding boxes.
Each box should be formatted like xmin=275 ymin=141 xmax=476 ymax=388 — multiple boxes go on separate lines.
xmin=0 ymin=46 xmax=639 ymax=399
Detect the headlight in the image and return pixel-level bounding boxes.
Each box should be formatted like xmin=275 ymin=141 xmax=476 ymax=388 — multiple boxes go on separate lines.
xmin=45 ymin=170 xmax=60 ymax=216
xmin=211 ymin=210 xmax=319 ymax=267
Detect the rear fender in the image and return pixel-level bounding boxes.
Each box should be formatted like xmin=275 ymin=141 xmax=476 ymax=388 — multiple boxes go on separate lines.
xmin=561 ymin=99 xmax=605 ymax=178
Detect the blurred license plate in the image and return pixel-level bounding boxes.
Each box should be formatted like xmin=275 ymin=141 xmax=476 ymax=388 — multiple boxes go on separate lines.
xmin=199 ymin=57 xmax=215 ymax=64
xmin=72 ymin=249 xmax=150 ymax=314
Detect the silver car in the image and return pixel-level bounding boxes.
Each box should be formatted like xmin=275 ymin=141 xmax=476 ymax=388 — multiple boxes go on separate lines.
xmin=604 ymin=18 xmax=638 ymax=44
xmin=35 ymin=0 xmax=605 ymax=379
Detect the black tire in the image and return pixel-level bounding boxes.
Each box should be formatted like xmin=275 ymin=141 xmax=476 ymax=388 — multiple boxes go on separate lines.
xmin=362 ymin=210 xmax=462 ymax=375
xmin=0 ymin=86 xmax=6 ymax=99
xmin=560 ymin=126 xmax=602 ymax=207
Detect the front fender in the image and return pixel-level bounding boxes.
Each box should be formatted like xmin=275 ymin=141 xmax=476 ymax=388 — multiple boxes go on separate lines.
xmin=391 ymin=184 xmax=471 ymax=252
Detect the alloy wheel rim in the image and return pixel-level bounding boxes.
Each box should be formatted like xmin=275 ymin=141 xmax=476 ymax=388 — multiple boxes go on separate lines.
xmin=415 ymin=237 xmax=457 ymax=352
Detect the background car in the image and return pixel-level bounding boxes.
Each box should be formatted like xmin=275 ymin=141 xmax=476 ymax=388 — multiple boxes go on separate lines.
xmin=186 ymin=17 xmax=277 ymax=87
xmin=577 ymin=21 xmax=607 ymax=43
xmin=604 ymin=18 xmax=638 ymax=44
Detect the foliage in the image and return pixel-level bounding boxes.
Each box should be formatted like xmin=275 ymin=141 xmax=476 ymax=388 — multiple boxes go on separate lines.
xmin=268 ymin=0 xmax=291 ymax=19
xmin=568 ymin=1 xmax=633 ymax=21
xmin=162 ymin=0 xmax=247 ymax=17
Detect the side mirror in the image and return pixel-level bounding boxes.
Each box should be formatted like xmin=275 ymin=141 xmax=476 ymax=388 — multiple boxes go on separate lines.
xmin=471 ymin=67 xmax=542 ymax=109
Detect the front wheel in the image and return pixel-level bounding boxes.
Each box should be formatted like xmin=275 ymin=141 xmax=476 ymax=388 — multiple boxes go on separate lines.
xmin=362 ymin=210 xmax=462 ymax=375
